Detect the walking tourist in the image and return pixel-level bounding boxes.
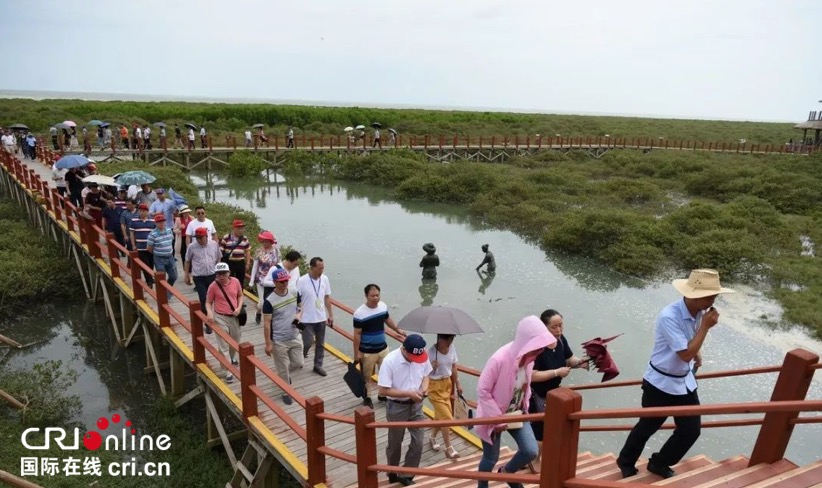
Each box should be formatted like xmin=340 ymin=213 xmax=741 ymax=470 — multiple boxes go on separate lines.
xmin=159 ymin=125 xmax=166 ymax=148
xmin=286 ymin=126 xmax=294 ymax=148
xmin=147 ymin=214 xmax=177 ymax=287
xmin=295 ymin=257 xmax=333 ymax=376
xmin=104 ymin=126 xmax=112 ymax=147
xmin=175 ymin=204 xmax=193 ymax=260
xmin=149 ymin=188 xmax=177 ymax=251
xmin=244 ymin=129 xmax=252 ymax=148
xmin=84 ymin=183 xmax=104 ymax=227
xmin=51 ymin=160 xmax=67 ymax=197
xmin=119 ymin=199 xmax=138 ymax=251
xmin=279 ymin=250 xmax=302 ymax=287
xmin=353 ymin=283 xmax=405 ymax=408
xmin=528 ymin=309 xmax=589 ymax=473
xmin=136 ymin=183 xmax=157 ymax=206
xmin=616 ymin=269 xmax=734 ymax=479
xmin=65 ymin=167 xmax=85 ymax=208
xmin=25 ymin=133 xmax=37 ymax=160
xmin=101 ymin=197 xmax=125 ymax=247
xmin=249 ymin=230 xmax=280 ymax=324
xmin=373 ymin=127 xmax=381 ymax=148
xmin=129 ymin=203 xmax=157 ymax=287
xmin=377 ymin=334 xmax=432 ymax=487
xmin=263 ymin=267 xmax=303 ymax=405
xmin=184 ymin=227 xmax=222 ymax=326
xmin=205 ymin=262 xmax=244 ymax=382
xmin=50 ymin=125 xmax=59 ymax=149
xmin=200 ymin=126 xmax=207 ymax=148
xmin=143 ymin=125 xmax=152 ymax=149
xmin=120 ymin=125 xmax=129 ymax=149
xmin=97 ymin=125 xmax=104 ymax=149
xmin=475 ymin=315 xmax=556 ymax=488
xmin=188 ymin=127 xmax=196 ymax=150
xmin=219 ymin=220 xmax=251 ymax=288
xmin=185 ymin=205 xmax=218 ymax=246
xmin=174 ymin=124 xmax=182 ymax=148
xmin=427 ymin=333 xmax=462 ymax=460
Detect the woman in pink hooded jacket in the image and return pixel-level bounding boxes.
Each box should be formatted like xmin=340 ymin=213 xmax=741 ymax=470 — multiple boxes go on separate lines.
xmin=475 ymin=315 xmax=557 ymax=488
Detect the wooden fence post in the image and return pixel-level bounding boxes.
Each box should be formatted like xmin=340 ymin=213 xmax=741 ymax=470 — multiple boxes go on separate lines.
xmin=189 ymin=301 xmax=205 ymax=365
xmin=354 ymin=406 xmax=378 ymax=488
xmin=541 ymin=388 xmax=582 ymax=488
xmin=749 ymin=348 xmax=818 ymax=465
xmin=156 ymin=272 xmax=169 ymax=327
xmin=306 ymin=396 xmax=327 ymax=485
xmin=239 ymin=342 xmax=257 ymax=418
xmin=129 ymin=250 xmax=144 ymax=301
xmin=106 ymin=233 xmax=120 ymax=279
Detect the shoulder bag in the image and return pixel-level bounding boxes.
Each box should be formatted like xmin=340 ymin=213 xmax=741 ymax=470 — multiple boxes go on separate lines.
xmin=216 ymin=281 xmax=247 ymax=326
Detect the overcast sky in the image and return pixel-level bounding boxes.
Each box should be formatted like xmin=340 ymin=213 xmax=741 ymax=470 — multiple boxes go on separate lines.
xmin=3 ymin=0 xmax=820 ymax=121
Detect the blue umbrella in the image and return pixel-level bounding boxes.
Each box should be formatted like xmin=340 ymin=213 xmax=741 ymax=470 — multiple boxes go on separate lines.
xmin=168 ymin=188 xmax=187 ymax=206
xmin=88 ymin=120 xmax=105 ymax=126
xmin=114 ymin=170 xmax=156 ymax=186
xmin=55 ymin=155 xmax=92 ymax=169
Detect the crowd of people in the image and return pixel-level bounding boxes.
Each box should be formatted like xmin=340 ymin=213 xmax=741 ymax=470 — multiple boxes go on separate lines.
xmin=41 ymin=148 xmax=733 ymax=486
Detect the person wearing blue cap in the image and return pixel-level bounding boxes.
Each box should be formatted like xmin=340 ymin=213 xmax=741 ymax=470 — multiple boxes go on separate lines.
xmin=377 ymin=334 xmax=433 ymax=486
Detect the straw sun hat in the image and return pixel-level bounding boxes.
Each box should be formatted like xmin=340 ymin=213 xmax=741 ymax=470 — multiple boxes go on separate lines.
xmin=672 ymin=269 xmax=735 ymax=299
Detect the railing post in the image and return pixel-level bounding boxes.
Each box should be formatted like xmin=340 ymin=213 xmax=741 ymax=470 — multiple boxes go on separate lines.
xmin=749 ymin=348 xmax=818 ymax=466
xmin=156 ymin=272 xmax=170 ymax=327
xmin=52 ymin=191 xmax=62 ymax=221
xmin=239 ymin=342 xmax=257 ymax=418
xmin=541 ymin=388 xmax=582 ymax=488
xmin=129 ymin=250 xmax=144 ymax=300
xmin=106 ymin=232 xmax=120 ymax=279
xmin=306 ymin=396 xmax=327 ymax=486
xmin=354 ymin=406 xmax=378 ymax=488
xmin=88 ymin=221 xmax=103 ymax=259
xmin=189 ymin=301 xmax=206 ymax=365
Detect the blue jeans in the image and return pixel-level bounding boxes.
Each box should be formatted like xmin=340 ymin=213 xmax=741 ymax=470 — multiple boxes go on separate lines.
xmin=193 ymin=274 xmax=216 ymax=314
xmin=478 ymin=423 xmax=538 ymax=488
xmin=153 ymin=255 xmax=177 ymax=287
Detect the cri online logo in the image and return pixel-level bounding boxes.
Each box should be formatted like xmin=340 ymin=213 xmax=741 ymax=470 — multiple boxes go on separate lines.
xmin=21 ymin=414 xmax=170 ymax=451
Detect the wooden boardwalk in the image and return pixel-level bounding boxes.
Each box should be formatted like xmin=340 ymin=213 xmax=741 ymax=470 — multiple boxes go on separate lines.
xmin=8 ymin=152 xmax=488 ymax=488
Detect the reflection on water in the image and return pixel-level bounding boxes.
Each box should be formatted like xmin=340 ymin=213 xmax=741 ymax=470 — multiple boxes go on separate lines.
xmin=477 ymin=270 xmax=496 ymax=295
xmin=197 ymin=174 xmax=822 ymax=465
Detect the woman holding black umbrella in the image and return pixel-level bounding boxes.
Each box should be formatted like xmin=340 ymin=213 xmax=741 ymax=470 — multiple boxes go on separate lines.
xmin=527 ymin=309 xmax=589 ymax=472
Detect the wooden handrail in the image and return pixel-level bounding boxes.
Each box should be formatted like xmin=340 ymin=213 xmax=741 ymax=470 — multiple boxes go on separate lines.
xmin=249 ymin=384 xmax=306 ymax=440
xmin=247 ymin=355 xmax=306 ymax=406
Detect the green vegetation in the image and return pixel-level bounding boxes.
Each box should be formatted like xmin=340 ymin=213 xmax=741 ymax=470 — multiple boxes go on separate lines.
xmin=0 ymin=361 xmax=235 ymax=487
xmin=0 ymin=98 xmax=799 ymax=145
xmin=284 ymin=149 xmax=822 ymax=337
xmin=0 ymin=199 xmax=78 ymax=313
xmin=227 ymin=151 xmax=268 ymax=177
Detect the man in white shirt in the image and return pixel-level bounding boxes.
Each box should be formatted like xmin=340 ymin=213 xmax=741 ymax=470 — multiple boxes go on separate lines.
xmin=244 ymin=130 xmax=252 ymax=147
xmin=199 ymin=126 xmax=207 ymax=148
xmin=286 ymin=127 xmax=294 ymax=148
xmin=185 ymin=205 xmax=218 ymax=246
xmin=295 ymin=257 xmax=333 ymax=376
xmin=51 ymin=161 xmax=68 ymax=197
xmin=377 ymin=334 xmax=432 ymax=486
xmin=188 ymin=128 xmax=196 ymax=150
xmin=373 ymin=128 xmax=381 ymax=148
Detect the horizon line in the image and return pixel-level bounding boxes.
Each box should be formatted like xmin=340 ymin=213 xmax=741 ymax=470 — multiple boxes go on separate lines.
xmin=0 ymin=88 xmax=799 ymax=124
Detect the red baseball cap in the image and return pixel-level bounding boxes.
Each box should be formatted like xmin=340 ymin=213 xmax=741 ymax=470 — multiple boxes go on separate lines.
xmin=232 ymin=219 xmax=245 ymax=228
xmin=194 ymin=227 xmax=208 ymax=236
xmin=153 ymin=214 xmax=166 ymax=222
xmin=137 ymin=203 xmax=149 ymax=210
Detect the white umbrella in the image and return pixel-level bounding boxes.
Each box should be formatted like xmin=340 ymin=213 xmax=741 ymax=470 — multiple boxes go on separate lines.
xmin=344 ymin=126 xmax=354 ymax=132
xmin=63 ymin=120 xmax=77 ymax=128
xmin=355 ymin=125 xmax=365 ymax=130
xmin=82 ymin=174 xmax=118 ymax=187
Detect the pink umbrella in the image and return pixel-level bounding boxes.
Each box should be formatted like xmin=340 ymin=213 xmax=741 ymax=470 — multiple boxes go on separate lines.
xmin=580 ymin=333 xmax=623 ymax=382
xmin=63 ymin=120 xmax=77 ymax=127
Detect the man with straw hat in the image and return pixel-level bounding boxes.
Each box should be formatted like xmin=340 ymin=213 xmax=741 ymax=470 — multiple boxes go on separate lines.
xmin=617 ymin=269 xmax=734 ymax=480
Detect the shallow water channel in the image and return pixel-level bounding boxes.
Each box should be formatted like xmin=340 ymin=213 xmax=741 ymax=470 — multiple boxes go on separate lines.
xmin=201 ymin=174 xmax=822 ymax=464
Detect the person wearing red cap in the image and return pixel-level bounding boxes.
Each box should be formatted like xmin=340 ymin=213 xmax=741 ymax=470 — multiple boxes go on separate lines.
xmin=129 ymin=203 xmax=156 ymax=287
xmin=249 ymin=230 xmax=280 ymax=325
xmin=377 ymin=334 xmax=432 ymax=486
xmin=147 ymin=214 xmax=177 ymax=286
xmin=185 ymin=226 xmax=223 ymax=325
xmin=219 ymin=219 xmax=251 ymax=288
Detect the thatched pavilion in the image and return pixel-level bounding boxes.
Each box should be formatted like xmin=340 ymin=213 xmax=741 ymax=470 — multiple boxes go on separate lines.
xmin=795 ymin=110 xmax=822 ymax=146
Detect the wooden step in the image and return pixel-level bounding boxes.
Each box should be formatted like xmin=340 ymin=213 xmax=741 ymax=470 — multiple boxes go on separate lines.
xmin=578 ymin=457 xmax=625 ymax=478
xmin=653 ymin=455 xmax=748 ymax=487
xmin=589 ymin=459 xmax=649 ymax=481
xmin=577 ymin=453 xmax=618 ymax=471
xmin=743 ymin=460 xmax=822 ymax=488
xmin=694 ymin=459 xmax=798 ymax=488
xmin=619 ymin=455 xmax=713 ymax=484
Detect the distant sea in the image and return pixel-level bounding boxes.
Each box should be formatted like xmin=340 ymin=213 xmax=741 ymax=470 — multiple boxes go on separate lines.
xmin=0 ymin=89 xmax=795 ymax=123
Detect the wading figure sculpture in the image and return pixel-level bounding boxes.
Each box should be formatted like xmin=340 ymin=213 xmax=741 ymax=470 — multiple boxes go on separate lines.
xmin=420 ymin=243 xmax=440 ymax=280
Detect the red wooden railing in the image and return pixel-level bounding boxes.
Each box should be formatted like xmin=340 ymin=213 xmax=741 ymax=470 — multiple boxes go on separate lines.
xmin=2 ymin=147 xmax=821 ymax=488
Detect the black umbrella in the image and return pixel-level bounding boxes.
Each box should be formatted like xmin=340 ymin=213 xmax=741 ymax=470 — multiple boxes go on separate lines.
xmin=9 ymin=123 xmax=29 ymax=130
xmin=371 ymin=122 xmax=382 ymax=129
xmin=252 ymin=123 xmax=265 ymax=129
xmin=184 ymin=122 xmax=198 ymax=130
xmin=153 ymin=122 xmax=167 ymax=128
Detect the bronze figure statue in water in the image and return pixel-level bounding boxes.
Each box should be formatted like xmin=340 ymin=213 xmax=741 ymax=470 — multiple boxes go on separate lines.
xmin=420 ymin=243 xmax=439 ymax=280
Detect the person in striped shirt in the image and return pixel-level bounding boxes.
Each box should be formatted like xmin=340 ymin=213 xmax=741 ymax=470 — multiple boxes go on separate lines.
xmin=147 ymin=214 xmax=177 ymax=286
xmin=263 ymin=268 xmax=303 ymax=405
xmin=129 ymin=204 xmax=156 ymax=287
xmin=219 ymin=220 xmax=251 ymax=288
